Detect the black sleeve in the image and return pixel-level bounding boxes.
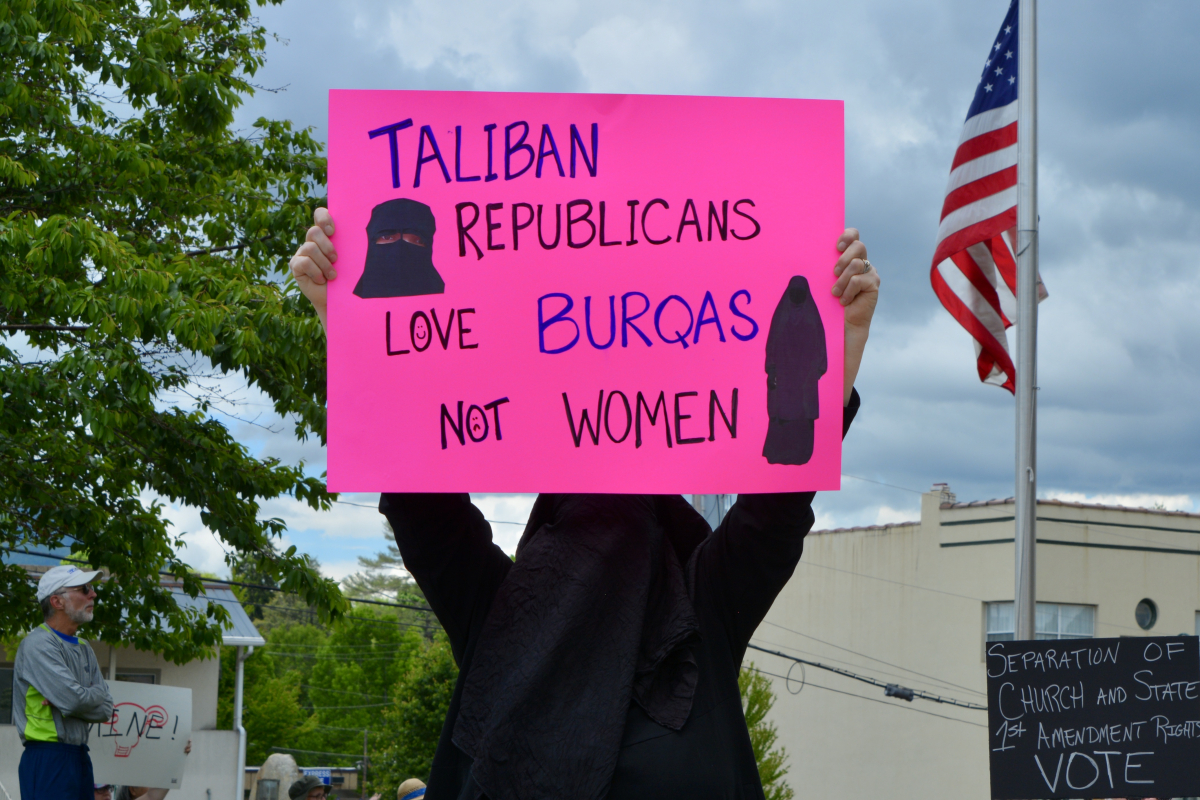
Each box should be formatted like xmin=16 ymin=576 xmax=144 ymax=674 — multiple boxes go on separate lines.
xmin=693 ymin=389 xmax=860 ymax=655
xmin=378 ymin=493 xmax=513 ymax=666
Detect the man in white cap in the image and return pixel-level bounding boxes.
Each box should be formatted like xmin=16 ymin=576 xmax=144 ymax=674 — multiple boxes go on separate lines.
xmin=14 ymin=564 xmax=114 ymax=800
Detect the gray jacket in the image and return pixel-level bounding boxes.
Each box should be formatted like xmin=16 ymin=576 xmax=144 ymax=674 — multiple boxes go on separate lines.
xmin=12 ymin=623 xmax=113 ymax=745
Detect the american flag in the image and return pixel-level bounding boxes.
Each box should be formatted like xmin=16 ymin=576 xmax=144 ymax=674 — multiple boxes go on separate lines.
xmin=930 ymin=1 xmax=1046 ymax=393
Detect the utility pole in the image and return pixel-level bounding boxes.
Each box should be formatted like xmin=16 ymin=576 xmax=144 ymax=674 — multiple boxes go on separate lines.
xmin=1013 ymin=0 xmax=1039 ymax=642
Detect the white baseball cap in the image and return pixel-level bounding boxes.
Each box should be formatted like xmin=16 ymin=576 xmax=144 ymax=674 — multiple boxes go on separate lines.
xmin=37 ymin=565 xmax=101 ymax=603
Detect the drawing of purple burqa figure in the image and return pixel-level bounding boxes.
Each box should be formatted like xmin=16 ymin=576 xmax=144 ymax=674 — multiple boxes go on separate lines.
xmin=762 ymin=275 xmax=827 ymax=465
xmin=353 ymin=198 xmax=445 ymax=298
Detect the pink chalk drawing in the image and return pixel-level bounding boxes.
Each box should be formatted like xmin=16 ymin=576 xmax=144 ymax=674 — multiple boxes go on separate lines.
xmin=101 ymin=702 xmax=169 ymax=757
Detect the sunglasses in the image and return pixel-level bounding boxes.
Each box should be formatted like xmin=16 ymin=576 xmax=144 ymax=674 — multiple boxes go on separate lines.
xmin=60 ymin=584 xmax=96 ymax=598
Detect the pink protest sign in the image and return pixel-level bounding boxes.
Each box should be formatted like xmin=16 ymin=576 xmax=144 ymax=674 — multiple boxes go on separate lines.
xmin=327 ymin=90 xmax=843 ymax=493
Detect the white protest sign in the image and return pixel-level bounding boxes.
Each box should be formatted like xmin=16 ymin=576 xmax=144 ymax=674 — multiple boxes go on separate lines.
xmin=89 ymin=682 xmax=192 ymax=790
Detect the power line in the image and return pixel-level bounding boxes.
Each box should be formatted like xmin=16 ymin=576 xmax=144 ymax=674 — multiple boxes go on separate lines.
xmin=260 ymin=649 xmax=418 ymax=662
xmin=313 ymin=723 xmax=385 ymax=734
xmin=3 ymin=546 xmax=439 ymax=614
xmin=247 ymin=603 xmax=439 ymax=633
xmin=297 ymin=684 xmax=391 ymax=700
xmin=745 ymin=643 xmax=986 ymax=710
xmin=270 ymin=746 xmax=361 ymax=760
xmin=743 ymin=665 xmax=986 ymax=729
xmin=751 ymin=634 xmax=986 ymax=700
xmin=758 ymin=622 xmax=986 ymax=697
xmin=265 ymin=640 xmax=406 ymax=650
xmin=795 ymin=559 xmax=986 ymax=602
xmin=841 ymin=474 xmax=925 ymax=495
xmin=161 ymin=590 xmax=439 ymax=633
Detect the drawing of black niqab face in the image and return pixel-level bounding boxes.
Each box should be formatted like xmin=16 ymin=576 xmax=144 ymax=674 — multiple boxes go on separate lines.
xmin=353 ymin=198 xmax=446 ymax=299
xmin=788 ymin=276 xmax=811 ymax=306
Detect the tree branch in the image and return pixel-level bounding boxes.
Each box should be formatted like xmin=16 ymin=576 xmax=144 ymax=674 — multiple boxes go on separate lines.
xmin=184 ymin=234 xmax=273 ymax=257
xmin=1 ymin=324 xmax=88 ymax=332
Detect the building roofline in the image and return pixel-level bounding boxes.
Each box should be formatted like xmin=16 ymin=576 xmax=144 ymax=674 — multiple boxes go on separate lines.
xmin=811 ymin=521 xmax=920 ymax=535
xmin=941 ymin=497 xmax=1200 ymax=518
xmin=812 ymin=495 xmax=1199 ymax=536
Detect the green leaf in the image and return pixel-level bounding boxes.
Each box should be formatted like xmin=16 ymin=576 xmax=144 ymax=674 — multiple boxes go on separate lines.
xmin=0 ymin=0 xmax=337 ymax=662
xmin=740 ymin=664 xmax=796 ymax=800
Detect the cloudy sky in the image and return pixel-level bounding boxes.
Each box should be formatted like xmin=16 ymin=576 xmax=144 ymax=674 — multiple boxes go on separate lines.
xmin=170 ymin=0 xmax=1200 ymax=579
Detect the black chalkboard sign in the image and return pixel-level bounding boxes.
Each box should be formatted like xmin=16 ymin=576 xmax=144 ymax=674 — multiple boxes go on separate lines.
xmin=986 ymin=636 xmax=1200 ymax=799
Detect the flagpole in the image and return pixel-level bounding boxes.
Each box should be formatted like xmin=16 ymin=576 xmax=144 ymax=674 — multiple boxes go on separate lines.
xmin=1014 ymin=0 xmax=1039 ymax=642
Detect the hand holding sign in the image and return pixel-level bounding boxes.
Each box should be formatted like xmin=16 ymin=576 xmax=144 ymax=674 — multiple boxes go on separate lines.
xmin=833 ymin=228 xmax=879 ymax=406
xmin=290 ymin=208 xmax=338 ymax=332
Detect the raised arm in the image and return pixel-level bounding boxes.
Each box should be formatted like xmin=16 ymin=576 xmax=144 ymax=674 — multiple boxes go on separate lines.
xmin=698 ymin=227 xmax=878 ymax=654
xmin=287 ymin=208 xmax=514 ymax=663
xmin=832 ymin=227 xmax=878 ymax=404
xmin=379 ymin=493 xmax=513 ymax=665
xmin=696 ymin=391 xmax=859 ymax=652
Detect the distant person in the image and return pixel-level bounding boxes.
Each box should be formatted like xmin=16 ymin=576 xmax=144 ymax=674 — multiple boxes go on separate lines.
xmin=95 ymin=784 xmax=113 ymax=800
xmin=397 ymin=778 xmax=426 ymax=800
xmin=288 ymin=775 xmax=329 ymax=800
xmin=15 ymin=565 xmax=114 ymax=800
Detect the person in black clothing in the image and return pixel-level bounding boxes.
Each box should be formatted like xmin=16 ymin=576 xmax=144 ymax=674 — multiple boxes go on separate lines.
xmin=291 ymin=210 xmax=880 ymax=800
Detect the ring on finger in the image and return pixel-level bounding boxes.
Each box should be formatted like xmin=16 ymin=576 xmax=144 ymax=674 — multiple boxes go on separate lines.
xmin=861 ymin=259 xmax=873 ymax=274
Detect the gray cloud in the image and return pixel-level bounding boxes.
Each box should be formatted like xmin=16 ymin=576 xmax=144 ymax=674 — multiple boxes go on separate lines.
xmin=211 ymin=0 xmax=1200 ymax=561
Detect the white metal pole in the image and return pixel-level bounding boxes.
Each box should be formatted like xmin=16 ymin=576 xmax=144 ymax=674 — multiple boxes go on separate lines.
xmin=234 ymin=646 xmax=251 ymax=800
xmin=1014 ymin=0 xmax=1039 ymax=642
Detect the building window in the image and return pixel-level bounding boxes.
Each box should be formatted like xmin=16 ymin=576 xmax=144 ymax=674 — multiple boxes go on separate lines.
xmin=0 ymin=665 xmax=12 ymax=725
xmin=1135 ymin=599 xmax=1157 ymax=630
xmin=986 ymin=602 xmax=1095 ymax=642
xmin=116 ymin=670 xmax=158 ymax=685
